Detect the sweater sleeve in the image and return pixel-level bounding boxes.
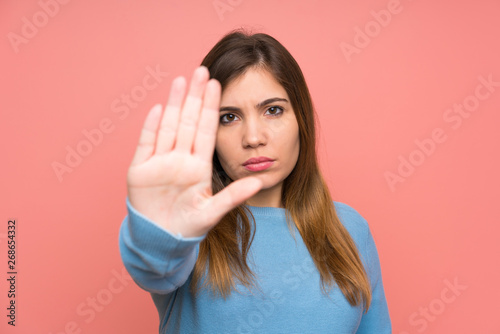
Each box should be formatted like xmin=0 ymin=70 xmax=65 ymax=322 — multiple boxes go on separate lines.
xmin=118 ymin=197 xmax=206 ymax=294
xmin=356 ymin=220 xmax=392 ymax=333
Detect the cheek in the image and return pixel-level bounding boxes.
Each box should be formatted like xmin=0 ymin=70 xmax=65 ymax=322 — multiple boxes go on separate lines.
xmin=281 ymin=120 xmax=300 ymax=150
xmin=290 ymin=134 xmax=300 ymax=157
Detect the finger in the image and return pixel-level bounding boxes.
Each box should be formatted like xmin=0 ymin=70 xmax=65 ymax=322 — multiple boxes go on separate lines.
xmin=174 ymin=66 xmax=209 ymax=153
xmin=155 ymin=76 xmax=186 ymax=154
xmin=193 ymin=79 xmax=221 ymax=163
xmin=207 ymin=177 xmax=263 ymax=223
xmin=130 ymin=103 xmax=163 ymax=166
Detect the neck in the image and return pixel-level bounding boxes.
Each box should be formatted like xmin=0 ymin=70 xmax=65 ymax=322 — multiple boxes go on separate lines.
xmin=244 ymin=182 xmax=283 ymax=208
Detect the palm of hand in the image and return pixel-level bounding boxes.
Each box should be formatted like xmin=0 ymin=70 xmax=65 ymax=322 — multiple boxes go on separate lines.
xmin=126 ymin=66 xmax=262 ymax=238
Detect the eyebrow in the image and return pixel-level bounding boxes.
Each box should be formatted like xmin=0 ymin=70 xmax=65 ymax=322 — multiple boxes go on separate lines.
xmin=219 ymin=97 xmax=289 ymax=112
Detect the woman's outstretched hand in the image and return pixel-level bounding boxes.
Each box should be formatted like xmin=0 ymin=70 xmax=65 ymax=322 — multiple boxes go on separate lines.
xmin=126 ymin=66 xmax=263 ymax=238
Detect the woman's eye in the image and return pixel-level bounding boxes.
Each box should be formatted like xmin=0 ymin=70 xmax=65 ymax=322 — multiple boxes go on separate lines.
xmin=220 ymin=113 xmax=239 ymax=124
xmin=220 ymin=107 xmax=283 ymax=125
xmin=266 ymin=106 xmax=284 ymax=115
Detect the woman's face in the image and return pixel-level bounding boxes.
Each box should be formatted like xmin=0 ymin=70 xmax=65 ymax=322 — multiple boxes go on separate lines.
xmin=215 ymin=67 xmax=300 ymax=207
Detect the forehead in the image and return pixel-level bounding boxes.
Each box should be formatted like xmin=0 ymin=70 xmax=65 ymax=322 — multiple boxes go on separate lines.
xmin=221 ymin=68 xmax=288 ymax=103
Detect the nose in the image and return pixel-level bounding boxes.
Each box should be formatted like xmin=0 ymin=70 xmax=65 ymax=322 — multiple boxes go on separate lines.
xmin=242 ymin=115 xmax=268 ymax=148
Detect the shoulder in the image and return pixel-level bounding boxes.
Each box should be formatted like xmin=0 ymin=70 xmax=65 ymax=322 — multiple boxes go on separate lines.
xmin=332 ymin=201 xmax=371 ymax=248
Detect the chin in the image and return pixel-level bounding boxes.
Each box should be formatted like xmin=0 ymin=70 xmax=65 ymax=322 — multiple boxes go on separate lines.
xmin=255 ymin=175 xmax=282 ymax=190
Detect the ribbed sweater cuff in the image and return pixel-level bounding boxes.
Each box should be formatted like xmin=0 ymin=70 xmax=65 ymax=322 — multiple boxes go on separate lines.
xmin=125 ymin=197 xmax=206 ymax=258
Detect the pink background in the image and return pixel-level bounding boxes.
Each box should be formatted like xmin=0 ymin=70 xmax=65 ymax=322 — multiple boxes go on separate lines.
xmin=2 ymin=0 xmax=499 ymax=333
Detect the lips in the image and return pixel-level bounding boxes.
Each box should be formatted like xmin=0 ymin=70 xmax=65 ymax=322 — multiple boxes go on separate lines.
xmin=243 ymin=156 xmax=274 ymax=166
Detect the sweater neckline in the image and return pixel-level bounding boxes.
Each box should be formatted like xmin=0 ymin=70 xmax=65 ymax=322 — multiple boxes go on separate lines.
xmin=244 ymin=205 xmax=288 ymax=217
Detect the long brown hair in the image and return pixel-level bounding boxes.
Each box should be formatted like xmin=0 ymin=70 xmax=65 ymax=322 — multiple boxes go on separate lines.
xmin=190 ymin=29 xmax=372 ymax=312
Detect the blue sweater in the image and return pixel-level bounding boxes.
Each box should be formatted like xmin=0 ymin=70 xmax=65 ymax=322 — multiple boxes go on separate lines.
xmin=119 ymin=198 xmax=391 ymax=333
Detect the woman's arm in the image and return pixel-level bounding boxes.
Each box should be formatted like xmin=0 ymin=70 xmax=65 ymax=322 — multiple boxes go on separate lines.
xmin=118 ymin=197 xmax=205 ymax=294
xmin=119 ymin=66 xmax=263 ymax=294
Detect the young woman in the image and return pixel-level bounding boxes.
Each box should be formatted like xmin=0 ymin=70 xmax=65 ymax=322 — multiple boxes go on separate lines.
xmin=119 ymin=30 xmax=391 ymax=333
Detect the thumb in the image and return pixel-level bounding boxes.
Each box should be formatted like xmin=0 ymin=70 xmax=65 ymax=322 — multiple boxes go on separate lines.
xmin=209 ymin=176 xmax=263 ymax=221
